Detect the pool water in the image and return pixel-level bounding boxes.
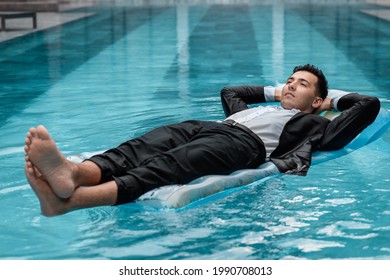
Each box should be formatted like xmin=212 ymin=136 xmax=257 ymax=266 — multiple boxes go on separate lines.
xmin=0 ymin=1 xmax=389 ymax=259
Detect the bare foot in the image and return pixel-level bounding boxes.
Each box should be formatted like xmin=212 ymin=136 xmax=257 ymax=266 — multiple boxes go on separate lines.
xmin=25 ymin=162 xmax=69 ymax=217
xmin=25 ymin=125 xmax=77 ymax=199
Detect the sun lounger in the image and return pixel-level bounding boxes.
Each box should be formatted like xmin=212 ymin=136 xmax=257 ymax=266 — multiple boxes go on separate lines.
xmin=0 ymin=12 xmax=37 ymax=31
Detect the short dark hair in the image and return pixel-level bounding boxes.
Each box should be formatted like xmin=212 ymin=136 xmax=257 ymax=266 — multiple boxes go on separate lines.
xmin=293 ymin=64 xmax=328 ymax=99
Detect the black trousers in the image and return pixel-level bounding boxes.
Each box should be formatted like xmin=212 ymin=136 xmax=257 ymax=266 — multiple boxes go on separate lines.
xmin=88 ymin=120 xmax=266 ymax=205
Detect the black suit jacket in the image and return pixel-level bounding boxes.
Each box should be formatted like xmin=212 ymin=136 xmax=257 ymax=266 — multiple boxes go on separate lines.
xmin=221 ymin=86 xmax=380 ymax=175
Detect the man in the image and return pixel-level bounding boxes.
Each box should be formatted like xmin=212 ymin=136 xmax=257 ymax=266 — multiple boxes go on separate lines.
xmin=24 ymin=64 xmax=380 ymax=216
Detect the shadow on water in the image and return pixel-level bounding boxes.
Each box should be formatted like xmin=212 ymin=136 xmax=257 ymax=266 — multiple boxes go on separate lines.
xmin=156 ymin=4 xmax=265 ymax=102
xmin=292 ymin=3 xmax=390 ymax=98
xmin=0 ymin=6 xmax=168 ymax=128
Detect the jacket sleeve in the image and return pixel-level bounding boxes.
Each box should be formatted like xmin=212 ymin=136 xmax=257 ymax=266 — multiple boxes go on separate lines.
xmin=318 ymin=93 xmax=380 ymax=150
xmin=220 ymin=86 xmax=267 ymax=117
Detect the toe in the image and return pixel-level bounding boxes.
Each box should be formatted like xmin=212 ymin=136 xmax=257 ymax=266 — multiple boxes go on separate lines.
xmin=36 ymin=125 xmax=51 ymax=140
xmin=29 ymin=127 xmax=37 ymax=138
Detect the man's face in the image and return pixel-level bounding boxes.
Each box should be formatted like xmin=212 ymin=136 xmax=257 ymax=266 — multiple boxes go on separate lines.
xmin=281 ymin=71 xmax=323 ymax=113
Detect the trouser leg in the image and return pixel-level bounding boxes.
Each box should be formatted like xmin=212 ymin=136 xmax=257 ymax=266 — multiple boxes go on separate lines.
xmin=114 ymin=123 xmax=265 ymax=204
xmin=88 ymin=120 xmax=212 ymax=183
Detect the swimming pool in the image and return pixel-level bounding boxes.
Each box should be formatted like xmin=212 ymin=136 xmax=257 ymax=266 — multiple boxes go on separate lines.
xmin=0 ymin=0 xmax=389 ymax=260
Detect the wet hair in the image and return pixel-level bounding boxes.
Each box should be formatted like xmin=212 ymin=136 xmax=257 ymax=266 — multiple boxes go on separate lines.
xmin=293 ymin=64 xmax=328 ymax=99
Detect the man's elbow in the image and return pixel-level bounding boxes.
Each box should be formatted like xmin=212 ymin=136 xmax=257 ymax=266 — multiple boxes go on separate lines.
xmin=220 ymin=87 xmax=233 ymax=117
xmin=366 ymin=96 xmax=381 ymax=123
xmin=220 ymin=87 xmax=233 ymax=98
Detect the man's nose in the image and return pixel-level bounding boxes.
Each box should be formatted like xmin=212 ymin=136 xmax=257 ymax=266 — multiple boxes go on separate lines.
xmin=289 ymin=82 xmax=296 ymax=90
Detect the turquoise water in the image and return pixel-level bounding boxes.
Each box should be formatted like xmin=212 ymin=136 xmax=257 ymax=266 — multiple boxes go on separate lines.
xmin=0 ymin=1 xmax=389 ymax=259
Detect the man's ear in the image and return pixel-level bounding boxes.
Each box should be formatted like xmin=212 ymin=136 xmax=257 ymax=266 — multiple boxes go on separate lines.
xmin=312 ymin=97 xmax=323 ymax=109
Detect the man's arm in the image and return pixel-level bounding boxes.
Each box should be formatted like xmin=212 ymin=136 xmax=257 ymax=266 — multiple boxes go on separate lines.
xmin=319 ymin=92 xmax=380 ymax=150
xmin=220 ymin=86 xmax=273 ymax=117
xmin=274 ymin=88 xmax=282 ymax=102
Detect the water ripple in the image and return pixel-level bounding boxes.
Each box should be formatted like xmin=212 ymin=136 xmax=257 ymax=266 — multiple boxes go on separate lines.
xmin=0 ymin=146 xmax=24 ymax=156
xmin=317 ymin=221 xmax=378 ymax=240
xmin=324 ymin=198 xmax=357 ymax=206
xmin=0 ymin=184 xmax=29 ymax=195
xmin=280 ymin=238 xmax=345 ymax=253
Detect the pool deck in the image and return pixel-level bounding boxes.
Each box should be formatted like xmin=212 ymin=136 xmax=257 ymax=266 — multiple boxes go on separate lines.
xmin=365 ymin=0 xmax=390 ymax=8
xmin=0 ymin=2 xmax=94 ymax=42
xmin=0 ymin=0 xmax=389 ymax=43
xmin=362 ymin=9 xmax=390 ymax=21
xmin=361 ymin=0 xmax=390 ymax=21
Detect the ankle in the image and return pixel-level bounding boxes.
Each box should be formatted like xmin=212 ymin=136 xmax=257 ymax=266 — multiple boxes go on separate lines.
xmin=74 ymin=160 xmax=102 ymax=186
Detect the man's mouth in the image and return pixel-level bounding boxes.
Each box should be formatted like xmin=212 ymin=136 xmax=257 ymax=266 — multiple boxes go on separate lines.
xmin=285 ymin=92 xmax=295 ymax=97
